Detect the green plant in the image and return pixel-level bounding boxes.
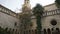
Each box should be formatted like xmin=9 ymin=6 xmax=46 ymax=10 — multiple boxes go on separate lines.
xmin=20 ymin=13 xmax=32 ymax=30
xmin=55 ymin=0 xmax=60 ymax=8
xmin=32 ymin=3 xmax=44 ymax=34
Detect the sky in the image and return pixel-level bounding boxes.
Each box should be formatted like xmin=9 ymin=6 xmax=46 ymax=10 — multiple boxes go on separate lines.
xmin=0 ymin=0 xmax=55 ymax=13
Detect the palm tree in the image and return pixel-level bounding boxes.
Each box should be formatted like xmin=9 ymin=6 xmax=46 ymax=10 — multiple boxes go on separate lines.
xmin=32 ymin=4 xmax=44 ymax=34
xmin=55 ymin=0 xmax=60 ymax=8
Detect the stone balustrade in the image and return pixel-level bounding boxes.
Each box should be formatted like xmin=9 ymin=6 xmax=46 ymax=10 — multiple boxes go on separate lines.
xmin=0 ymin=4 xmax=19 ymax=18
xmin=43 ymin=9 xmax=60 ymax=17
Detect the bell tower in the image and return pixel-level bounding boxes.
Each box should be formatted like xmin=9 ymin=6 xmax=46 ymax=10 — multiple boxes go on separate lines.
xmin=22 ymin=0 xmax=31 ymax=13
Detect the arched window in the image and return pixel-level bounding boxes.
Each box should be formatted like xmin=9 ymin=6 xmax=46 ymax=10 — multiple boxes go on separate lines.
xmin=56 ymin=28 xmax=59 ymax=32
xmin=51 ymin=28 xmax=54 ymax=31
xmin=56 ymin=28 xmax=59 ymax=34
xmin=51 ymin=28 xmax=55 ymax=34
xmin=5 ymin=27 xmax=8 ymax=31
xmin=29 ymin=30 xmax=31 ymax=34
xmin=13 ymin=29 xmax=14 ymax=31
xmin=47 ymin=28 xmax=51 ymax=34
xmin=35 ymin=29 xmax=37 ymax=34
xmin=24 ymin=31 xmax=25 ymax=34
xmin=14 ymin=22 xmax=17 ymax=26
xmin=44 ymin=29 xmax=47 ymax=34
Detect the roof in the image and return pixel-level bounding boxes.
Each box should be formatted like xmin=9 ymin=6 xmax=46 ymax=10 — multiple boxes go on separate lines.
xmin=44 ymin=3 xmax=55 ymax=7
xmin=0 ymin=4 xmax=16 ymax=14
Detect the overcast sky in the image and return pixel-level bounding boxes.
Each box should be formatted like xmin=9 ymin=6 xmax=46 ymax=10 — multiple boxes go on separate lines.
xmin=0 ymin=0 xmax=55 ymax=13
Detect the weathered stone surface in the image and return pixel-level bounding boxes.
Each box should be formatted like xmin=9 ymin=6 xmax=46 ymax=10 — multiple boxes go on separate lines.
xmin=41 ymin=15 xmax=60 ymax=30
xmin=44 ymin=3 xmax=58 ymax=11
xmin=0 ymin=12 xmax=20 ymax=29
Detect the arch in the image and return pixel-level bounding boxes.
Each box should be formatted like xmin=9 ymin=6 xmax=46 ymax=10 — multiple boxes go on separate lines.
xmin=56 ymin=28 xmax=59 ymax=32
xmin=24 ymin=31 xmax=25 ymax=34
xmin=51 ymin=28 xmax=54 ymax=31
xmin=8 ymin=28 xmax=11 ymax=31
xmin=14 ymin=22 xmax=17 ymax=26
xmin=0 ymin=26 xmax=2 ymax=31
xmin=35 ymin=29 xmax=37 ymax=34
xmin=15 ymin=29 xmax=17 ymax=34
xmin=27 ymin=30 xmax=29 ymax=34
xmin=13 ymin=29 xmax=14 ymax=31
xmin=47 ymin=28 xmax=51 ymax=34
xmin=43 ymin=29 xmax=47 ymax=34
xmin=5 ymin=27 xmax=8 ymax=31
xmin=32 ymin=30 xmax=34 ymax=34
xmin=29 ymin=30 xmax=31 ymax=34
xmin=56 ymin=28 xmax=59 ymax=34
xmin=25 ymin=30 xmax=28 ymax=34
xmin=51 ymin=28 xmax=54 ymax=34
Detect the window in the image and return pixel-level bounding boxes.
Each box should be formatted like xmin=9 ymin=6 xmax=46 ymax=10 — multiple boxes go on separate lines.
xmin=5 ymin=27 xmax=8 ymax=31
xmin=44 ymin=29 xmax=47 ymax=34
xmin=51 ymin=20 xmax=57 ymax=26
xmin=51 ymin=28 xmax=54 ymax=31
xmin=0 ymin=8 xmax=1 ymax=10
xmin=13 ymin=29 xmax=14 ymax=31
xmin=47 ymin=28 xmax=51 ymax=34
xmin=14 ymin=22 xmax=17 ymax=26
xmin=56 ymin=28 xmax=59 ymax=32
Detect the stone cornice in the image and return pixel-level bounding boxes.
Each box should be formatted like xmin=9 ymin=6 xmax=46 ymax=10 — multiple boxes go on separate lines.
xmin=0 ymin=4 xmax=19 ymax=19
xmin=42 ymin=8 xmax=60 ymax=17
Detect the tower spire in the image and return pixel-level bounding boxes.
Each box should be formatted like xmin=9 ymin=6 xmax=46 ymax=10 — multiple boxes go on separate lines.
xmin=22 ymin=0 xmax=31 ymax=13
xmin=24 ymin=0 xmax=30 ymax=7
xmin=24 ymin=0 xmax=30 ymax=4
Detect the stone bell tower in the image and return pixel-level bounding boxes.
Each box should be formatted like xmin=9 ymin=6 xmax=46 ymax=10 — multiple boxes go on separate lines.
xmin=22 ymin=0 xmax=31 ymax=13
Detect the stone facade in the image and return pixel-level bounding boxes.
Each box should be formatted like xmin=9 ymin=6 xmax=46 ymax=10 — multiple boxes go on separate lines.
xmin=41 ymin=14 xmax=60 ymax=30
xmin=0 ymin=4 xmax=20 ymax=31
xmin=0 ymin=1 xmax=60 ymax=34
xmin=41 ymin=3 xmax=60 ymax=32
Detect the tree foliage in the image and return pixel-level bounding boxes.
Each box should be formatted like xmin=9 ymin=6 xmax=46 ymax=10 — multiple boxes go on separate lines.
xmin=55 ymin=0 xmax=60 ymax=8
xmin=32 ymin=3 xmax=44 ymax=34
xmin=20 ymin=13 xmax=32 ymax=30
xmin=55 ymin=0 xmax=60 ymax=4
xmin=33 ymin=4 xmax=44 ymax=16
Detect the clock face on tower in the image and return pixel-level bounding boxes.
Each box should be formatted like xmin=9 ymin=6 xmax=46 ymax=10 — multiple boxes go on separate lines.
xmin=50 ymin=20 xmax=57 ymax=26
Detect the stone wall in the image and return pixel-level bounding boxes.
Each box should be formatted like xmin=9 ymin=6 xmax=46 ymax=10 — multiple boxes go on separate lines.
xmin=0 ymin=4 xmax=19 ymax=18
xmin=41 ymin=3 xmax=60 ymax=31
xmin=44 ymin=3 xmax=58 ymax=11
xmin=41 ymin=14 xmax=60 ymax=30
xmin=0 ymin=11 xmax=20 ymax=29
xmin=31 ymin=18 xmax=37 ymax=30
